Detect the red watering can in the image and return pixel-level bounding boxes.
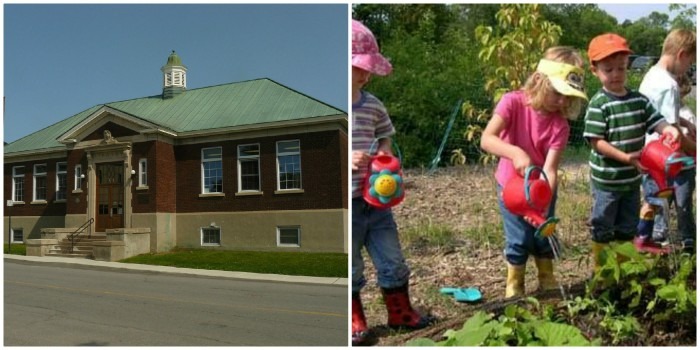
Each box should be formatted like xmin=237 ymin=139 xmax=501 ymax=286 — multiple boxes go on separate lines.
xmin=639 ymin=133 xmax=695 ymax=198
xmin=502 ymin=166 xmax=559 ymax=237
xmin=363 ymin=138 xmax=405 ymax=209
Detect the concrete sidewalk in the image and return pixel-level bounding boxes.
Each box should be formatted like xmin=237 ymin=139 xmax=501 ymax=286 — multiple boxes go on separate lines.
xmin=4 ymin=254 xmax=348 ymax=286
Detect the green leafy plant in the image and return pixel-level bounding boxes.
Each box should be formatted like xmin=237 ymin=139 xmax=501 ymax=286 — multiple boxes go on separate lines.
xmin=407 ymin=302 xmax=600 ymax=346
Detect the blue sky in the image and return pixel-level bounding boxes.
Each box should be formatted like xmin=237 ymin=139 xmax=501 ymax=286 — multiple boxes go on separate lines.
xmin=597 ymin=3 xmax=690 ymax=23
xmin=3 ymin=4 xmax=348 ymax=143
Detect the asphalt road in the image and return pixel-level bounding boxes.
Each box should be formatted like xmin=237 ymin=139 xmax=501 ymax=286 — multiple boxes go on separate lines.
xmin=4 ymin=260 xmax=347 ymax=346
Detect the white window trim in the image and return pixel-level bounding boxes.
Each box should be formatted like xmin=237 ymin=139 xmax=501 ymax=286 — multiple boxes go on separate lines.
xmin=138 ymin=158 xmax=148 ymax=189
xmin=201 ymin=147 xmax=223 ymax=194
xmin=12 ymin=166 xmax=25 ymax=203
xmin=275 ymin=140 xmax=302 ymax=191
xmin=73 ymin=164 xmax=83 ymax=192
xmin=237 ymin=143 xmax=261 ymax=193
xmin=11 ymin=228 xmax=23 ymax=243
xmin=201 ymin=226 xmax=222 ymax=246
xmin=33 ymin=164 xmax=47 ymax=202
xmin=277 ymin=226 xmax=301 ymax=248
xmin=55 ymin=162 xmax=67 ymax=202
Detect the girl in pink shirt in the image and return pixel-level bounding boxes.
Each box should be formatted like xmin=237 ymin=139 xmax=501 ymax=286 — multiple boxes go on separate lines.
xmin=480 ymin=47 xmax=588 ymax=298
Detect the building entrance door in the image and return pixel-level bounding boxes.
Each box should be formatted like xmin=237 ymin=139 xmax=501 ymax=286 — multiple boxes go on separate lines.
xmin=96 ymin=163 xmax=124 ymax=232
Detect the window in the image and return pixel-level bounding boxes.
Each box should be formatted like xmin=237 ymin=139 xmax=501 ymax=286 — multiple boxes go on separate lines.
xmin=33 ymin=164 xmax=47 ymax=201
xmin=12 ymin=166 xmax=24 ymax=202
xmin=202 ymin=147 xmax=223 ymax=193
xmin=56 ymin=162 xmax=67 ymax=201
xmin=277 ymin=226 xmax=300 ymax=247
xmin=238 ymin=144 xmax=260 ymax=192
xmin=11 ymin=228 xmax=23 ymax=243
xmin=276 ymin=140 xmax=302 ymax=190
xmin=201 ymin=227 xmax=221 ymax=246
xmin=138 ymin=159 xmax=148 ymax=187
xmin=74 ymin=165 xmax=83 ymax=191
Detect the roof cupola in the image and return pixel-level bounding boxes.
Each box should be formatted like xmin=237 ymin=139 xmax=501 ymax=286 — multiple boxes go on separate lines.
xmin=161 ymin=50 xmax=187 ymax=99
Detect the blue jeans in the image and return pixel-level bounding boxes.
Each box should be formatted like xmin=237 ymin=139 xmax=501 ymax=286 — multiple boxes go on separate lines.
xmin=590 ymin=186 xmax=639 ymax=243
xmin=497 ymin=185 xmax=557 ymax=266
xmin=352 ymin=198 xmax=409 ymax=293
xmin=642 ymin=169 xmax=696 ymax=244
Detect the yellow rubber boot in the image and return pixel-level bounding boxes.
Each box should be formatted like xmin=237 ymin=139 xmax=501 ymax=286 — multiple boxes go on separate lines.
xmin=591 ymin=242 xmax=608 ymax=272
xmin=505 ymin=263 xmax=526 ymax=298
xmin=535 ymin=258 xmax=558 ymax=291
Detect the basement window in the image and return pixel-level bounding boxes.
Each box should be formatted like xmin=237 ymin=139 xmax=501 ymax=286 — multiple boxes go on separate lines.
xmin=277 ymin=226 xmax=300 ymax=247
xmin=201 ymin=227 xmax=221 ymax=246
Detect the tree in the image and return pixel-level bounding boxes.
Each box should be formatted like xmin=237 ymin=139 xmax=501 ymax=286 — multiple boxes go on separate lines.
xmin=541 ymin=4 xmax=618 ymax=49
xmin=669 ymin=4 xmax=696 ymax=30
xmin=620 ymin=12 xmax=670 ymax=55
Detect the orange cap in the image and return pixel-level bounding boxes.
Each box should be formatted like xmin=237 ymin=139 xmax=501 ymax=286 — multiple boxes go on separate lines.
xmin=587 ymin=33 xmax=633 ymax=64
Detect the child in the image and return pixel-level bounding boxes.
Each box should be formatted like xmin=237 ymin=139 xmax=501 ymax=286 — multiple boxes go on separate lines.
xmin=637 ymin=72 xmax=696 ymax=252
xmin=350 ymin=19 xmax=435 ymax=346
xmin=638 ymin=29 xmax=696 ymax=253
xmin=480 ymin=46 xmax=588 ymax=298
xmin=583 ymin=33 xmax=680 ymax=269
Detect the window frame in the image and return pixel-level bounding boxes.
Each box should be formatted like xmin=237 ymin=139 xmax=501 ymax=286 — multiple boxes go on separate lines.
xmin=201 ymin=226 xmax=221 ymax=246
xmin=55 ymin=162 xmax=67 ymax=201
xmin=201 ymin=147 xmax=223 ymax=194
xmin=237 ymin=143 xmax=261 ymax=193
xmin=138 ymin=158 xmax=148 ymax=187
xmin=277 ymin=226 xmax=301 ymax=247
xmin=275 ymin=140 xmax=302 ymax=191
xmin=74 ymin=164 xmax=83 ymax=191
xmin=12 ymin=166 xmax=25 ymax=203
xmin=33 ymin=164 xmax=48 ymax=202
xmin=11 ymin=228 xmax=24 ymax=243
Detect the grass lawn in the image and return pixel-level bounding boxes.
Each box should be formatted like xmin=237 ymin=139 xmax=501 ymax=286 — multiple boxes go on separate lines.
xmin=4 ymin=244 xmax=26 ymax=256
xmin=120 ymin=248 xmax=348 ymax=278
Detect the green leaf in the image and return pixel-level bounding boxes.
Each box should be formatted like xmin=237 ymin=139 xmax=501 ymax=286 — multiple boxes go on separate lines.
xmin=533 ymin=322 xmax=593 ymax=346
xmin=657 ymin=285 xmax=680 ymax=301
xmin=406 ymin=338 xmax=437 ymax=346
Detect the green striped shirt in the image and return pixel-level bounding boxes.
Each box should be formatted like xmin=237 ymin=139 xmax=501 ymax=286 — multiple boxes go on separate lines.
xmin=583 ymin=89 xmax=665 ymax=192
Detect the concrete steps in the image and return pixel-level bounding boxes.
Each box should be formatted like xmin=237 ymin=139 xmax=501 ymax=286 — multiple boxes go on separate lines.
xmin=46 ymin=234 xmax=107 ymax=259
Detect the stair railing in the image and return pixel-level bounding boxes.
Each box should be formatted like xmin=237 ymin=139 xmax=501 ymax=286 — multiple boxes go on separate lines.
xmin=69 ymin=218 xmax=95 ymax=254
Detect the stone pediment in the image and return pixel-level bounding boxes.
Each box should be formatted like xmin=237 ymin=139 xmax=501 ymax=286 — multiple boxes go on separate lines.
xmin=57 ymin=106 xmax=163 ymax=145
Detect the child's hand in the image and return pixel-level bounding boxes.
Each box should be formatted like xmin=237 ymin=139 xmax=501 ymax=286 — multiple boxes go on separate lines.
xmin=512 ymin=152 xmax=532 ymax=176
xmin=628 ymin=151 xmax=647 ymax=172
xmin=523 ymin=216 xmax=538 ymax=228
xmin=661 ymin=125 xmax=681 ymax=143
xmin=352 ymin=151 xmax=371 ymax=171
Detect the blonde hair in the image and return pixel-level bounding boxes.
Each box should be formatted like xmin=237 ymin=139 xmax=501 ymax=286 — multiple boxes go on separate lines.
xmin=663 ymin=29 xmax=696 ymax=57
xmin=523 ymin=46 xmax=585 ymax=120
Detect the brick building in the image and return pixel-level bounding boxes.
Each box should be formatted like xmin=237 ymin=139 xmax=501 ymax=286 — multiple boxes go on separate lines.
xmin=4 ymin=51 xmax=348 ymax=254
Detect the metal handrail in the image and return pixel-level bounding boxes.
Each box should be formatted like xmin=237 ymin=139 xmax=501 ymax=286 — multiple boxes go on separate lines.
xmin=69 ymin=218 xmax=94 ymax=253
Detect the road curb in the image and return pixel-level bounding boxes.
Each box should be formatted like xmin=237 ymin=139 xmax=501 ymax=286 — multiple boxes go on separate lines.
xmin=4 ymin=254 xmax=348 ymax=286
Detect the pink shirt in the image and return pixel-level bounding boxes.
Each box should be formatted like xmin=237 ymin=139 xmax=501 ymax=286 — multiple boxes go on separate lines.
xmin=493 ymin=91 xmax=570 ymax=187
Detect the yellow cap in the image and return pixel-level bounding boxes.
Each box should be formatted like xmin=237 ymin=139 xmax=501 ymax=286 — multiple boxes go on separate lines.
xmin=536 ymin=59 xmax=588 ymax=101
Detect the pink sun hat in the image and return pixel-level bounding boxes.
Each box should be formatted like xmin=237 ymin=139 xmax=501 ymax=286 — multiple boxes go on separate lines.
xmin=352 ymin=19 xmax=392 ymax=76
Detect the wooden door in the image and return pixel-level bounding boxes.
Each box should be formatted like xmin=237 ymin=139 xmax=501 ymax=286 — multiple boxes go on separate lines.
xmin=95 ymin=163 xmax=124 ymax=232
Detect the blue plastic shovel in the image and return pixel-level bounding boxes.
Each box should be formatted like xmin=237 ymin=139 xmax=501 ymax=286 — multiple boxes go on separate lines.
xmin=439 ymin=287 xmax=482 ymax=303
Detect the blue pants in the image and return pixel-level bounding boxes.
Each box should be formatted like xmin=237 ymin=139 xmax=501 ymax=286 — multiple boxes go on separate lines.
xmin=351 ymin=198 xmax=409 ymax=293
xmin=642 ymin=169 xmax=696 ymax=245
xmin=497 ymin=185 xmax=557 ymax=266
xmin=590 ymin=186 xmax=639 ymax=243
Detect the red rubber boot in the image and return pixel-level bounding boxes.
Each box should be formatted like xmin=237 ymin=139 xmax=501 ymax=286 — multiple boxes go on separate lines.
xmin=381 ymin=284 xmax=436 ymax=330
xmin=352 ymin=293 xmax=371 ymax=346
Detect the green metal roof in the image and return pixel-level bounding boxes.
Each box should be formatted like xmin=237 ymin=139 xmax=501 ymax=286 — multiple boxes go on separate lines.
xmin=5 ymin=78 xmax=345 ymax=155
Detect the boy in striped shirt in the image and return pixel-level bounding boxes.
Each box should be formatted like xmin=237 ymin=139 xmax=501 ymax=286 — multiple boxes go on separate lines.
xmin=583 ymin=33 xmax=680 ymax=270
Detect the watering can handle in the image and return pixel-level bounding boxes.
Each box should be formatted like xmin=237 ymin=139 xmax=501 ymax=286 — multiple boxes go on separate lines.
xmin=665 ymin=154 xmax=695 ymax=179
xmin=368 ymin=137 xmax=403 ymax=164
xmin=523 ymin=165 xmax=549 ymax=205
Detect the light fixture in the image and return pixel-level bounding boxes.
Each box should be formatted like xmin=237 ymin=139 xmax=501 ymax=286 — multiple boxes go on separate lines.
xmin=210 ymin=222 xmax=217 ymax=227
xmin=80 ymin=174 xmax=85 ymax=179
xmin=130 ymin=169 xmax=136 ymax=175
